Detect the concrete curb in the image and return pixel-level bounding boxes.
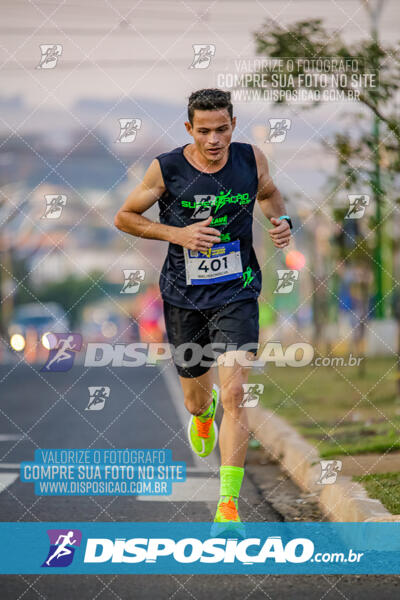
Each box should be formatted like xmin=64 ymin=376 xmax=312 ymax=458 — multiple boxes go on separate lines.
xmin=247 ymin=404 xmax=400 ymax=522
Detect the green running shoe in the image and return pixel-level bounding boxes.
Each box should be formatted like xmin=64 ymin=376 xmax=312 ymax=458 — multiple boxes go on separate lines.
xmin=210 ymin=496 xmax=246 ymax=538
xmin=187 ymin=383 xmax=219 ymax=458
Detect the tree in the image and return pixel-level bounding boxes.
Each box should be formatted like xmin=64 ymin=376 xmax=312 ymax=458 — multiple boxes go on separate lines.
xmin=247 ymin=7 xmax=400 ymax=380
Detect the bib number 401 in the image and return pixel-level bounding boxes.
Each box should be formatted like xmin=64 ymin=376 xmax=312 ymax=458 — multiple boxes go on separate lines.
xmin=198 ymin=256 xmax=228 ymax=273
xmin=184 ymin=240 xmax=243 ymax=285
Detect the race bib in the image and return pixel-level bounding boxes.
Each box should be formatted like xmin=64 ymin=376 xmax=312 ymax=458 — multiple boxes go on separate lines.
xmin=183 ymin=240 xmax=243 ymax=285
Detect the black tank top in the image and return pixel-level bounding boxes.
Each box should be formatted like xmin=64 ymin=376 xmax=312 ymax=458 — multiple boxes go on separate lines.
xmin=155 ymin=141 xmax=262 ymax=309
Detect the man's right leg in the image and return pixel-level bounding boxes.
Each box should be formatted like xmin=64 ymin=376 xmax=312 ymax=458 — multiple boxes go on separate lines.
xmin=180 ymin=369 xmax=214 ymax=417
xmin=180 ymin=370 xmax=220 ymax=458
xmin=162 ymin=300 xmax=219 ymax=458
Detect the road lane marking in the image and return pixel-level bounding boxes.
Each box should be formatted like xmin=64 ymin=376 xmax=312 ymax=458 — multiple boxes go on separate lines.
xmin=0 ymin=434 xmax=26 ymax=441
xmin=0 ymin=472 xmax=19 ymax=492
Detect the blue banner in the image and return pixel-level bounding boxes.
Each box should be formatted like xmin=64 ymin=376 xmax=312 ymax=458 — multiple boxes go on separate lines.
xmin=0 ymin=522 xmax=399 ymax=574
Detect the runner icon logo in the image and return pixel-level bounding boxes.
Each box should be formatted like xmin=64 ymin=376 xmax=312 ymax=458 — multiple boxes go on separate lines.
xmin=189 ymin=44 xmax=216 ymax=69
xmin=191 ymin=195 xmax=215 ymax=219
xmin=317 ymin=460 xmax=342 ymax=485
xmin=243 ymin=266 xmax=255 ymax=288
xmin=42 ymin=529 xmax=82 ymax=567
xmin=40 ymin=333 xmax=82 ymax=372
xmin=266 ymin=118 xmax=291 ymax=143
xmin=121 ymin=269 xmax=146 ymax=294
xmin=116 ymin=119 xmax=142 ymax=143
xmin=274 ymin=270 xmax=299 ymax=294
xmin=345 ymin=194 xmax=369 ymax=219
xmin=86 ymin=386 xmax=110 ymax=411
xmin=37 ymin=44 xmax=62 ymax=69
xmin=42 ymin=194 xmax=67 ymax=219
xmin=240 ymin=383 xmax=264 ymax=407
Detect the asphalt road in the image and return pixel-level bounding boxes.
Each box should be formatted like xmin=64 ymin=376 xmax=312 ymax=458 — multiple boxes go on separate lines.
xmin=0 ymin=362 xmax=399 ymax=599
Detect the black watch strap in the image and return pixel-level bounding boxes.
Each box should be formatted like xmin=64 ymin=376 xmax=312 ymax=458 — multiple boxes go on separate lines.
xmin=278 ymin=215 xmax=293 ymax=230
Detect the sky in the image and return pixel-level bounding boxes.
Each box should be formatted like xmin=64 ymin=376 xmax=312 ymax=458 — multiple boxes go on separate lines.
xmin=1 ymin=0 xmax=399 ymax=200
xmin=1 ymin=0 xmax=398 ymax=107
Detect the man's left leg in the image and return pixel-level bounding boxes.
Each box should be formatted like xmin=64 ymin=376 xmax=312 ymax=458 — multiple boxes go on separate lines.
xmin=213 ymin=349 xmax=254 ymax=529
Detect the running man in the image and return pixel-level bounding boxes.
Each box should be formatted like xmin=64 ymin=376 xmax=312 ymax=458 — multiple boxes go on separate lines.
xmin=45 ymin=531 xmax=77 ymax=566
xmin=114 ymin=88 xmax=292 ymax=532
xmin=44 ymin=334 xmax=77 ymax=371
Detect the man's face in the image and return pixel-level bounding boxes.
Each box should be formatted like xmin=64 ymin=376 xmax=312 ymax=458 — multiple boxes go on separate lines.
xmin=185 ymin=109 xmax=236 ymax=162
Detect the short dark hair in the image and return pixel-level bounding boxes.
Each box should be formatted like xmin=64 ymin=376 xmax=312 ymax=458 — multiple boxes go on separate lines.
xmin=187 ymin=88 xmax=233 ymax=125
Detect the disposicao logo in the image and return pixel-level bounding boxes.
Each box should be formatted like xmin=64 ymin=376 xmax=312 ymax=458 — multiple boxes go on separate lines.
xmin=83 ymin=536 xmax=314 ymax=564
xmin=42 ymin=529 xmax=82 ymax=567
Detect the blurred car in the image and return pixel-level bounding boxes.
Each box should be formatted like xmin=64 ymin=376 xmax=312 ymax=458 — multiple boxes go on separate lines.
xmin=8 ymin=302 xmax=69 ymax=352
xmin=79 ymin=311 xmax=138 ymax=344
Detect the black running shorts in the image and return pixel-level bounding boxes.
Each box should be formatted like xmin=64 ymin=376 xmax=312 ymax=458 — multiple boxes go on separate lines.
xmin=163 ymin=298 xmax=259 ymax=378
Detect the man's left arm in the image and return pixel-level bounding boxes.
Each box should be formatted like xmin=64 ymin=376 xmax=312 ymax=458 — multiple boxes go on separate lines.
xmin=252 ymin=144 xmax=292 ymax=249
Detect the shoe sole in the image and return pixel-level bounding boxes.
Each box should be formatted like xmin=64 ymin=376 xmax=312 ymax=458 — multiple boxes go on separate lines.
xmin=187 ymin=383 xmax=219 ymax=458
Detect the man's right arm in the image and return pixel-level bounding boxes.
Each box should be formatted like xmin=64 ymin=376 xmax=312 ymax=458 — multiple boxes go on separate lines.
xmin=114 ymin=159 xmax=175 ymax=243
xmin=114 ymin=159 xmax=221 ymax=252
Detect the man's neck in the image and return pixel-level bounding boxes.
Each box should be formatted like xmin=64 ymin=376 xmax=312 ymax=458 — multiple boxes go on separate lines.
xmin=184 ymin=143 xmax=230 ymax=173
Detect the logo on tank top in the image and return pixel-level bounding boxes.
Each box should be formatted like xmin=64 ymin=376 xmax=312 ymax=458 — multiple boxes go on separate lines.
xmin=189 ymin=194 xmax=214 ymax=219
xmin=181 ymin=190 xmax=252 ymax=218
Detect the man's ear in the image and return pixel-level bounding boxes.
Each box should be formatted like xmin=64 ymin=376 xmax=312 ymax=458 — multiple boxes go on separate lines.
xmin=231 ymin=116 xmax=236 ymax=131
xmin=184 ymin=121 xmax=193 ymax=135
